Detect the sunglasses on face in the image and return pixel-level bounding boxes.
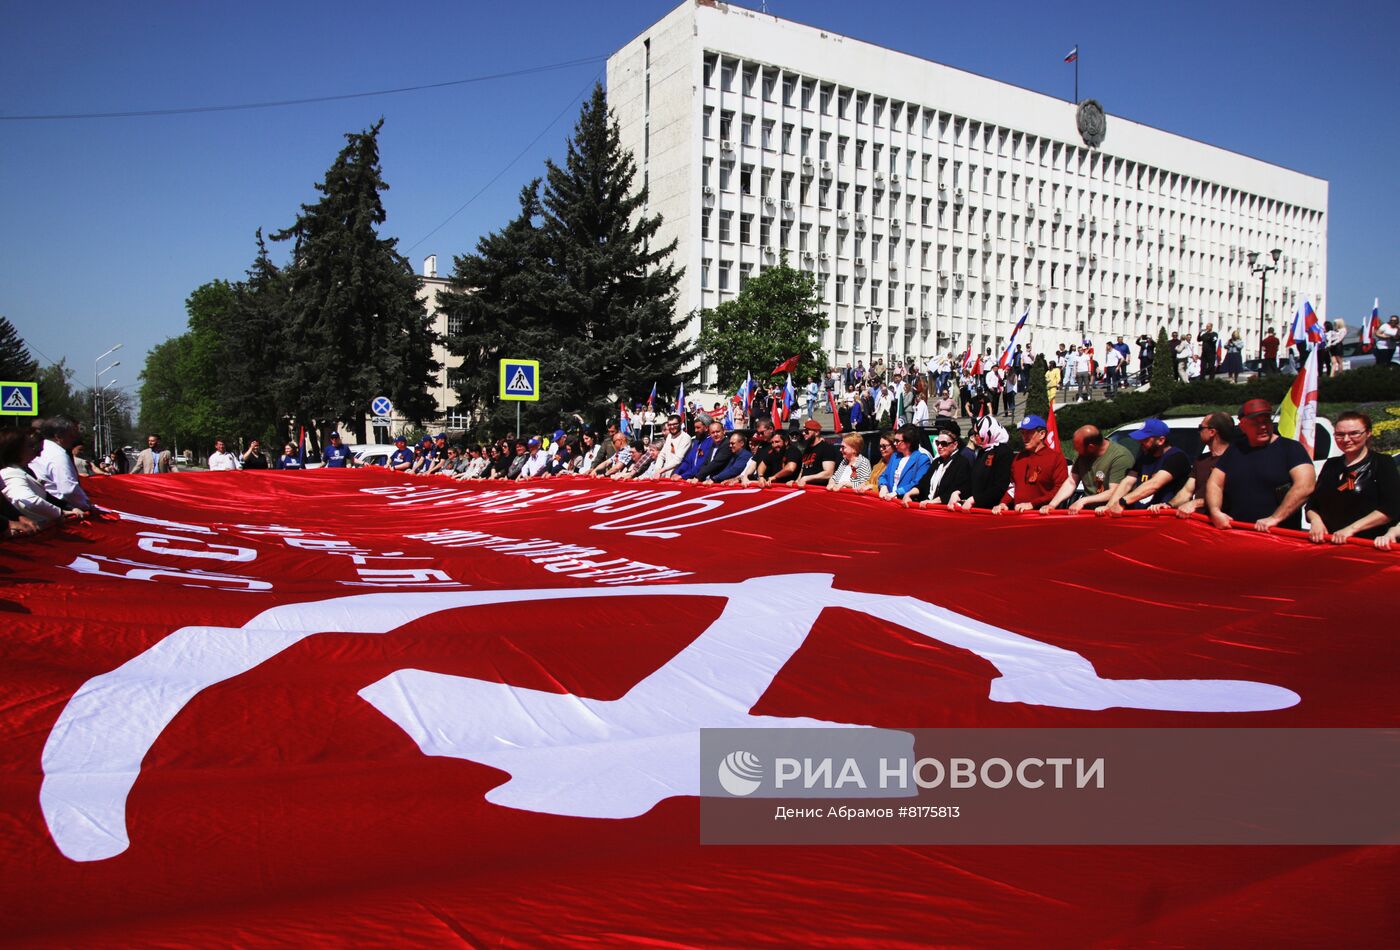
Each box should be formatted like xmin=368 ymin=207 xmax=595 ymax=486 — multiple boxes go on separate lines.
xmin=935 ymin=439 xmax=955 ymax=447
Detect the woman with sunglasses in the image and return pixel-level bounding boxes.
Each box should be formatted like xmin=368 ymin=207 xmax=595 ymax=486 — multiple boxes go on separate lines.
xmin=1305 ymin=411 xmax=1400 ymax=544
xmin=919 ymin=428 xmax=973 ymax=507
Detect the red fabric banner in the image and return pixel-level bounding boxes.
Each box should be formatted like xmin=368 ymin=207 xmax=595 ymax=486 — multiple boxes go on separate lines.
xmin=2 ymin=470 xmax=1396 ymax=945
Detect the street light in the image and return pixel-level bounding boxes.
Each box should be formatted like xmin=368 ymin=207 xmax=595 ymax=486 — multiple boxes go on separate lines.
xmin=94 ymin=344 xmax=123 ymax=458
xmin=1247 ymin=249 xmax=1282 ymax=363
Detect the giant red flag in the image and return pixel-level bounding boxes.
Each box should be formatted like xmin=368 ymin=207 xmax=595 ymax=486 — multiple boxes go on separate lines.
xmin=2 ymin=471 xmax=1396 ymax=945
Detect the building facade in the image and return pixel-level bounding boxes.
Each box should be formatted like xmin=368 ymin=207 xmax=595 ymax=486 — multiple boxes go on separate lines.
xmin=607 ymin=1 xmax=1328 ymax=381
xmin=358 ymin=255 xmax=464 ymax=442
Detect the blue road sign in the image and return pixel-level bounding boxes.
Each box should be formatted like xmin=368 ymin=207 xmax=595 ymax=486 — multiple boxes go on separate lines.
xmin=371 ymin=395 xmax=394 ymax=418
xmin=499 ymin=359 xmax=540 ymax=402
xmin=0 ymin=381 xmax=38 ymax=416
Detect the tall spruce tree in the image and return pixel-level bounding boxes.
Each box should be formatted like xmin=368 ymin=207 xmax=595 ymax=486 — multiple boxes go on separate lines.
xmin=1151 ymin=326 xmax=1179 ymax=394
xmin=1 ymin=316 xmax=40 ymax=427
xmin=222 ymin=230 xmax=290 ymax=444
xmin=441 ymin=181 xmax=558 ymax=435
xmin=539 ymin=84 xmax=692 ymax=426
xmin=1024 ymin=354 xmax=1050 ymax=419
xmin=271 ymin=120 xmax=439 ymax=442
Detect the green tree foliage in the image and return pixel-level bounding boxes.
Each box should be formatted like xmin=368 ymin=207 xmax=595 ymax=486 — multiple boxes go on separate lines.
xmin=1024 ymin=354 xmax=1050 ymax=419
xmin=138 ymin=335 xmax=199 ymax=447
xmin=695 ymin=258 xmax=828 ymax=391
xmin=271 ymin=119 xmax=440 ymax=442
xmin=0 ymin=316 xmax=38 ymax=382
xmin=445 ymin=86 xmax=692 ymax=435
xmin=1151 ymin=326 xmax=1178 ymax=395
xmin=538 ymin=84 xmax=692 ymax=424
xmin=221 ymin=231 xmax=289 ymax=444
xmin=136 ymin=282 xmax=240 ymax=450
xmin=35 ymin=361 xmax=86 ymax=424
xmin=441 ymin=182 xmax=558 ymax=435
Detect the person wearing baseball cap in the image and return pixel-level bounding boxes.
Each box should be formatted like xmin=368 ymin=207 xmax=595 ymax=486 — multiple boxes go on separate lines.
xmin=320 ymin=432 xmax=357 ymax=469
xmin=795 ymin=418 xmax=839 ymax=487
xmin=991 ymin=415 xmax=1067 ymax=514
xmin=388 ymin=435 xmax=414 ymax=472
xmin=1100 ymin=418 xmax=1191 ymax=515
xmin=1205 ymin=398 xmax=1315 ymax=532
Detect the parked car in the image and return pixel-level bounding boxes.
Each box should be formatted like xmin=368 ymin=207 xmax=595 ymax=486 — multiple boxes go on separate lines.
xmin=1107 ymin=413 xmax=1337 ymax=474
xmin=349 ymin=443 xmax=398 ymax=467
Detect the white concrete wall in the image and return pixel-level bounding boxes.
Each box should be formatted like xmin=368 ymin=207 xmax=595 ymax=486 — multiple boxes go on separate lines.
xmin=615 ymin=1 xmax=1329 ymax=376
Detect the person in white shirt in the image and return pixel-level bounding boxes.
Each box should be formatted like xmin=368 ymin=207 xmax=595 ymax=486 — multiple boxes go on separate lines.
xmin=1375 ymin=315 xmax=1398 ymax=367
xmin=649 ymin=414 xmax=692 ymax=479
xmin=911 ymin=394 xmax=929 ymax=428
xmin=3 ymin=428 xmax=87 ymax=527
xmin=29 ymin=416 xmax=92 ymax=511
xmin=207 ymin=439 xmax=241 ymax=471
xmin=519 ymin=439 xmax=549 ymax=479
xmin=1103 ymin=345 xmax=1124 ymax=395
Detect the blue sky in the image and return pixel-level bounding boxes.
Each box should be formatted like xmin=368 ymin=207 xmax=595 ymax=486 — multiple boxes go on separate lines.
xmin=3 ymin=0 xmax=1396 ymax=403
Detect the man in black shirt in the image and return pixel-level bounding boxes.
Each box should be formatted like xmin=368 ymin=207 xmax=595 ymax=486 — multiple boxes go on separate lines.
xmin=795 ymin=419 xmax=839 ymax=486
xmin=1103 ymin=418 xmax=1191 ymax=514
xmin=1207 ymin=399 xmax=1316 ymax=532
xmin=1198 ymin=324 xmax=1219 ymax=380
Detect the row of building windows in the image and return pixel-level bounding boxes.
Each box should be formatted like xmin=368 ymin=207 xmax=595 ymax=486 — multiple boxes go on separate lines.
xmin=699 ymin=52 xmax=1323 ymax=258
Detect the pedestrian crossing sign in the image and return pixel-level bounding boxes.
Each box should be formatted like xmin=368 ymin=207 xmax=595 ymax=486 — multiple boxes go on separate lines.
xmin=0 ymin=381 xmax=38 ymax=416
xmin=498 ymin=359 xmax=540 ymax=402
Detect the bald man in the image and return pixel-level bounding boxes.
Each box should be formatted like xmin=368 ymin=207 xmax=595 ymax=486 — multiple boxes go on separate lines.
xmin=1039 ymin=425 xmax=1134 ymax=514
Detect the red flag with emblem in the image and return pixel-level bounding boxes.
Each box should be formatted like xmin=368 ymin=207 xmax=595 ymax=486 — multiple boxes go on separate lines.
xmin=1 ymin=472 xmax=1395 ymax=945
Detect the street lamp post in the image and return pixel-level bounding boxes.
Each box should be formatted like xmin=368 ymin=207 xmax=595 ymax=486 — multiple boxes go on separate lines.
xmin=94 ymin=344 xmax=123 ymax=459
xmin=1247 ymin=249 xmax=1281 ymax=363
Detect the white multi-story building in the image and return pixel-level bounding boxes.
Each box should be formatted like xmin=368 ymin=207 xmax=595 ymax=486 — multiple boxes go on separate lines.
xmin=607 ymin=1 xmax=1327 ymax=380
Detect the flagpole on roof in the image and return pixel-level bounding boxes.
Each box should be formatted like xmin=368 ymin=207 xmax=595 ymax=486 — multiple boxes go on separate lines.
xmin=1074 ymin=44 xmax=1079 ymax=103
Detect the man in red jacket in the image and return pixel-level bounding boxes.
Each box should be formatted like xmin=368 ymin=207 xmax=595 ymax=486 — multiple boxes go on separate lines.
xmin=992 ymin=415 xmax=1068 ymax=514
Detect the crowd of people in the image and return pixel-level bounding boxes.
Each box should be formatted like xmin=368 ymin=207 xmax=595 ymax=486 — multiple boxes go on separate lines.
xmin=114 ymin=393 xmax=1392 ymax=550
xmin=5 ymin=321 xmax=1399 ymax=554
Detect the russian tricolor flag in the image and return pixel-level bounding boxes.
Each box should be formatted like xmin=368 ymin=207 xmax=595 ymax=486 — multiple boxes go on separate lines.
xmin=647 ymin=382 xmax=657 ymax=409
xmin=996 ymin=309 xmax=1029 ymax=371
xmin=1361 ymin=299 xmax=1379 ymax=353
xmin=1064 ymin=46 xmax=1078 ymax=63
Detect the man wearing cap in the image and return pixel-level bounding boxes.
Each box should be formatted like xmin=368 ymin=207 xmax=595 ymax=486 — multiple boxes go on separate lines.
xmin=423 ymin=434 xmax=451 ymax=475
xmin=1206 ymin=399 xmax=1315 ymax=532
xmin=1154 ymin=412 xmax=1237 ymax=517
xmin=992 ymin=415 xmax=1067 ymax=514
xmin=1100 ymin=418 xmax=1192 ymax=515
xmin=388 ymin=436 xmax=414 ymax=472
xmin=412 ymin=436 xmax=435 ymax=474
xmin=320 ymin=432 xmax=356 ymax=469
xmin=1040 ymin=425 xmax=1134 ymax=514
xmin=793 ymin=419 xmax=840 ymax=487
xmin=519 ymin=438 xmax=549 ymax=479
